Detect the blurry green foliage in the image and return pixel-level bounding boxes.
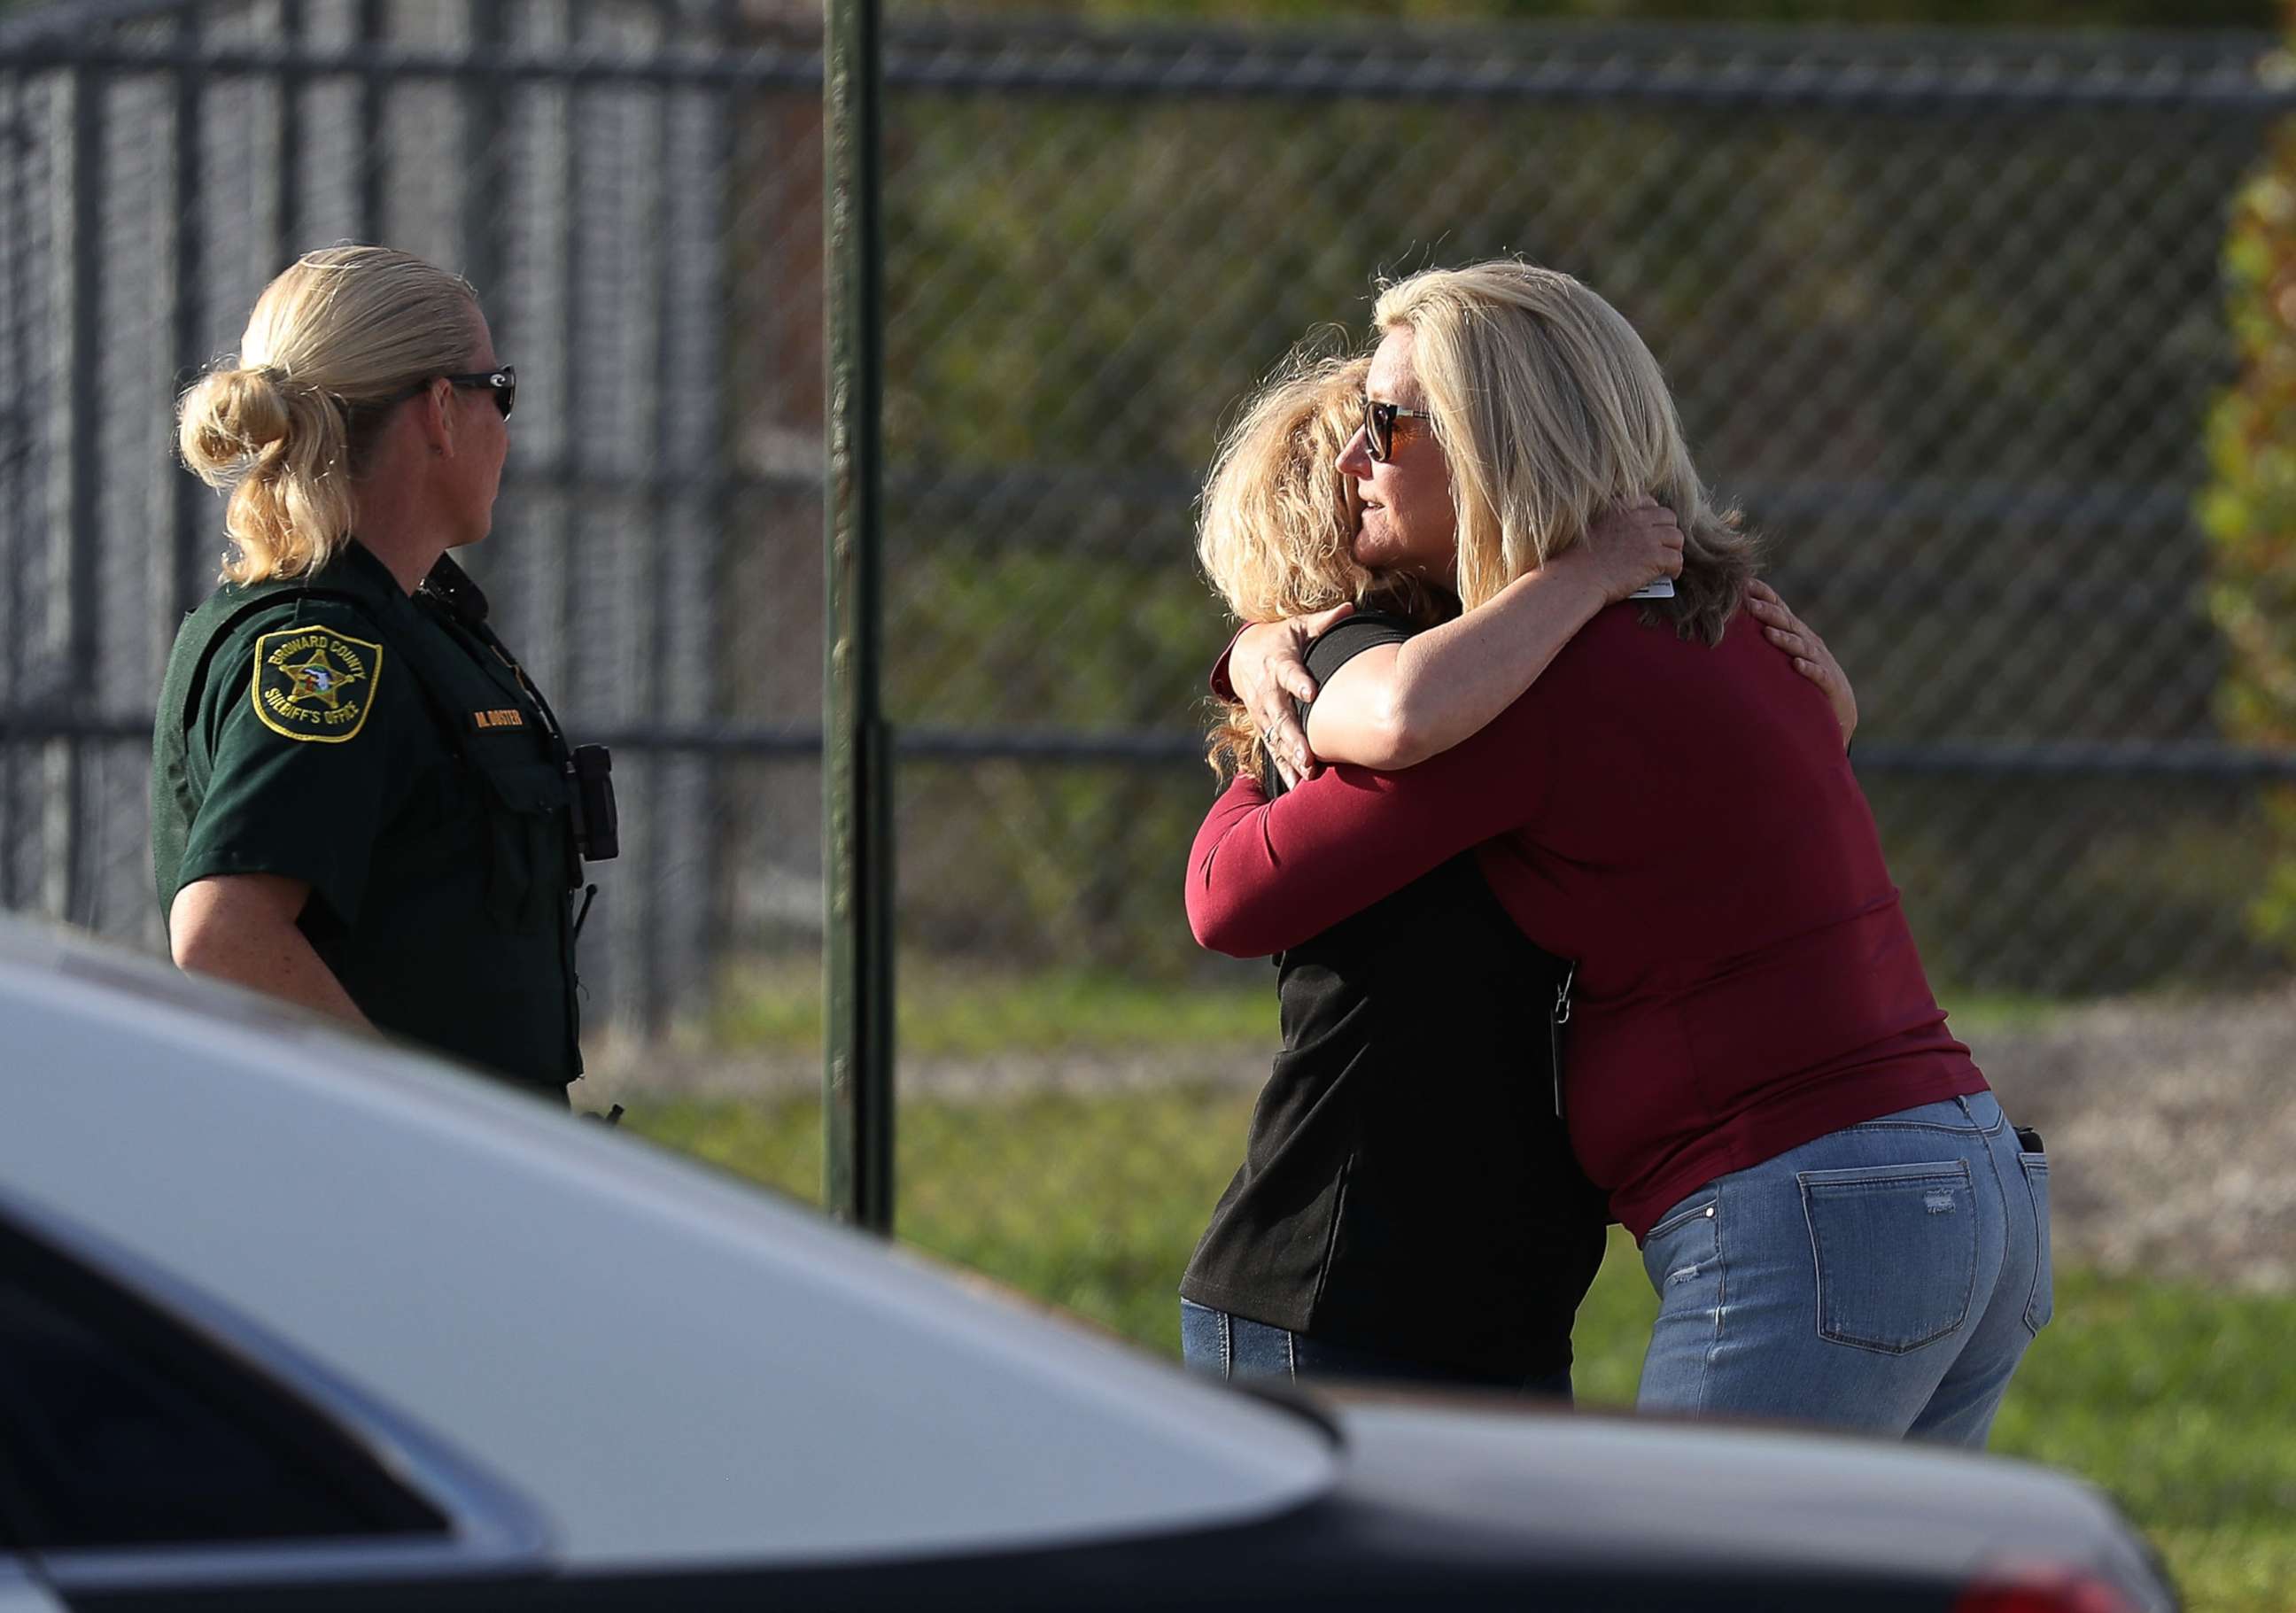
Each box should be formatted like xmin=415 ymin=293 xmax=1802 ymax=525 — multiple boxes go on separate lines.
xmin=853 ymin=0 xmax=2283 ymax=995
xmin=2201 ymin=13 xmax=2296 ymax=962
xmin=880 ymin=540 xmax=1229 ymax=973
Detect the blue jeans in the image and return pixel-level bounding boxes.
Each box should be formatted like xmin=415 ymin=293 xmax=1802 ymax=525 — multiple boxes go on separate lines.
xmin=1636 ymin=1090 xmax=2052 ymax=1446
xmin=1179 ymin=1299 xmax=1575 ymax=1400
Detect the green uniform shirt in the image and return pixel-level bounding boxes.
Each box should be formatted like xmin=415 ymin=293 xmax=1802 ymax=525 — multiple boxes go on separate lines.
xmin=151 ymin=541 xmax=583 ymax=1095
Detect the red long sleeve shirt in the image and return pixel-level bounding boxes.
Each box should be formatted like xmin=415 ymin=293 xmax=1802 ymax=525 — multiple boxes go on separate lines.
xmin=1185 ymin=603 xmax=1985 ymax=1239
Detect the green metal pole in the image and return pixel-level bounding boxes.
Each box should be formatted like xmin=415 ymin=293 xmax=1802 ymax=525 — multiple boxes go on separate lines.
xmin=823 ymin=0 xmax=895 ymax=1231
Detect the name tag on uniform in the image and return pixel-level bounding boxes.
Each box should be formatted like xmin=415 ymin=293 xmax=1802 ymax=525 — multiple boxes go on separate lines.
xmin=471 ymin=707 xmax=525 ymax=731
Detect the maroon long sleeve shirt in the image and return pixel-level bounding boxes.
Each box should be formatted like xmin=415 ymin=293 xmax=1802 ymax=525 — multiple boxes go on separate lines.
xmin=1186 ymin=602 xmax=1986 ymax=1240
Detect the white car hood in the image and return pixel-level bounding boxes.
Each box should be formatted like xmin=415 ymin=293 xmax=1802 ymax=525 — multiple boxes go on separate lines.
xmin=0 ymin=918 xmax=1335 ymax=1569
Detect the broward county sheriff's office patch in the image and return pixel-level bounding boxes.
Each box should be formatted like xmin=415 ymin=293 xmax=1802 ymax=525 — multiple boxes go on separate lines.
xmin=251 ymin=627 xmax=383 ymax=743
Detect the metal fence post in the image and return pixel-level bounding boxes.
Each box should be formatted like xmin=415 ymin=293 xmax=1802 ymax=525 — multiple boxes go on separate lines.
xmin=168 ymin=17 xmax=206 ymax=621
xmin=55 ymin=63 xmax=100 ymax=927
xmin=354 ymin=0 xmax=385 ymax=242
xmin=823 ymin=0 xmax=894 ymax=1231
xmin=274 ymin=0 xmax=301 ymax=260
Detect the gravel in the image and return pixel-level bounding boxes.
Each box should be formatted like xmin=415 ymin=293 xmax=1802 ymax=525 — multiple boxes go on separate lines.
xmin=1971 ymin=988 xmax=2296 ymax=1293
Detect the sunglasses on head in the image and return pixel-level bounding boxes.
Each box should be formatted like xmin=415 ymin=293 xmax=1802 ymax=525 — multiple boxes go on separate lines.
xmin=1362 ymin=396 xmax=1432 ymax=462
xmin=440 ymin=365 xmax=516 ymax=419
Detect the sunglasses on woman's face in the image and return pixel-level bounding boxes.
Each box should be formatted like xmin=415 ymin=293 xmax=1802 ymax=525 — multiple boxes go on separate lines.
xmin=1363 ymin=396 xmax=1432 ymax=462
xmin=440 ymin=365 xmax=516 ymax=419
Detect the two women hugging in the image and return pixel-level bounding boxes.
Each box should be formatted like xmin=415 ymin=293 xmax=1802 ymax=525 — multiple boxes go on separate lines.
xmin=1179 ymin=260 xmax=2050 ymax=1445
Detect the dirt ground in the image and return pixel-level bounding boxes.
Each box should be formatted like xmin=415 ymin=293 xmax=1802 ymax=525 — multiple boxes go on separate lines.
xmin=1969 ymin=988 xmax=2296 ymax=1293
xmin=590 ymin=985 xmax=2296 ymax=1294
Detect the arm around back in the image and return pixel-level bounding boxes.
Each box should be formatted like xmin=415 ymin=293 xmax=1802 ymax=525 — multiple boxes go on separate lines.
xmin=1185 ymin=698 xmax=1555 ymax=958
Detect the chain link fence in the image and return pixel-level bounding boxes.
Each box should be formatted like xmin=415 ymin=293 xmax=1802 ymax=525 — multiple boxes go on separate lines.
xmin=3 ymin=2 xmax=2292 ymax=1324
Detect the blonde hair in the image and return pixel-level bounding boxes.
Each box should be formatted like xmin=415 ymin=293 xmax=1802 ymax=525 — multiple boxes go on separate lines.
xmin=1373 ymin=260 xmax=1757 ymax=643
xmin=1196 ymin=349 xmax=1434 ymax=781
xmin=177 ymin=245 xmax=484 ymax=584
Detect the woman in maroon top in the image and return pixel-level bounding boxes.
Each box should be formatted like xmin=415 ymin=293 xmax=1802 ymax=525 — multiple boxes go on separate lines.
xmin=1186 ymin=261 xmax=2052 ymax=1444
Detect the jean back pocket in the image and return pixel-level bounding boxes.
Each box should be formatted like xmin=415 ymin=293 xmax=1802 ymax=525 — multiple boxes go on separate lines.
xmin=1800 ymin=1159 xmax=1978 ymax=1355
xmin=2018 ymin=1152 xmax=2054 ymax=1336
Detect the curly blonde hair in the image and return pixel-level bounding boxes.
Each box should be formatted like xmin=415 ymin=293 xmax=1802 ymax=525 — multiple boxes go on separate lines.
xmin=1196 ymin=349 xmax=1434 ymax=781
xmin=177 ymin=245 xmax=484 ymax=584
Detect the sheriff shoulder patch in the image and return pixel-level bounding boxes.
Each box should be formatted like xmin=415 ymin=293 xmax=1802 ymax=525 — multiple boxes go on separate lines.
xmin=250 ymin=626 xmax=384 ymax=743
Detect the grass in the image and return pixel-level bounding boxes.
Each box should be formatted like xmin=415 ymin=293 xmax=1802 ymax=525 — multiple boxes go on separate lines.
xmin=631 ymin=1085 xmax=2295 ymax=1613
xmin=1930 ymin=988 xmax=2075 ymax=1037
xmin=706 ymin=956 xmax=2059 ymax=1060
xmin=709 ymin=958 xmax=1277 ymax=1059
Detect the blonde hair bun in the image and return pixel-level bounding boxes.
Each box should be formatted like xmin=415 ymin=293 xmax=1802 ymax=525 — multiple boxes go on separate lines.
xmin=179 ymin=366 xmax=304 ymax=476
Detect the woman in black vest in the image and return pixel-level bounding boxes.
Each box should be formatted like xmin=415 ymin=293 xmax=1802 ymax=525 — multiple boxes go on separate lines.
xmin=1178 ymin=353 xmax=1683 ymax=1392
xmin=151 ymin=245 xmax=599 ymax=1100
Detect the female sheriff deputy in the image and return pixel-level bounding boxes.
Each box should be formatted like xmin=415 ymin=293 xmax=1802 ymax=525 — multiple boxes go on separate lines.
xmin=152 ymin=245 xmax=610 ymax=1101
